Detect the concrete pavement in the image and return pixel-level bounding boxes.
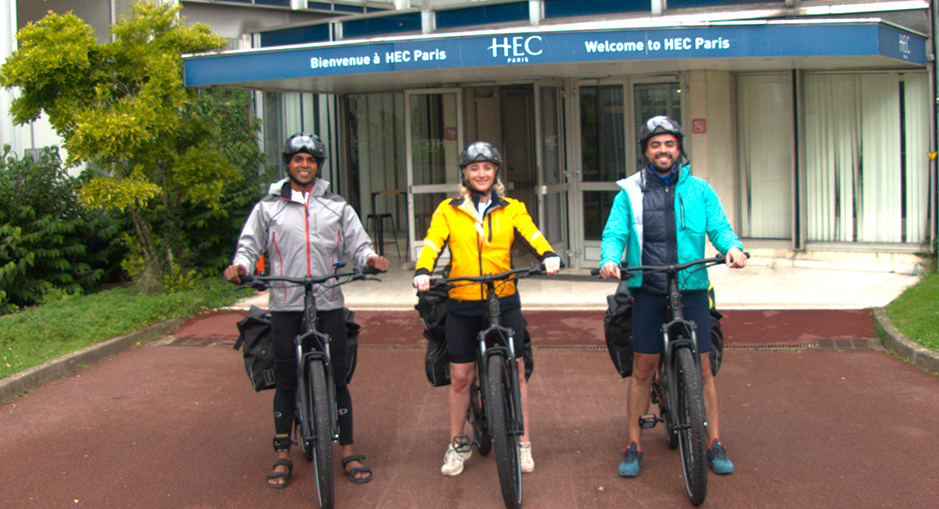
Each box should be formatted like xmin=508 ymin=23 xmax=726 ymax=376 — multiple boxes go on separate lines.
xmin=231 ymin=249 xmax=922 ymax=311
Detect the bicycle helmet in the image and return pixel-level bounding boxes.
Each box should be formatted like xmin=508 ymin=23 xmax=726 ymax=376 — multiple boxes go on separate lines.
xmin=638 ymin=116 xmax=684 ymax=152
xmin=458 ymin=141 xmax=503 ymax=169
xmin=282 ymin=132 xmax=327 ymax=167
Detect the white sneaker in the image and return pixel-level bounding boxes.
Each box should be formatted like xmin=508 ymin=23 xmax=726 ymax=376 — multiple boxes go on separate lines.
xmin=519 ymin=441 xmax=534 ymax=473
xmin=441 ymin=436 xmax=472 ymax=476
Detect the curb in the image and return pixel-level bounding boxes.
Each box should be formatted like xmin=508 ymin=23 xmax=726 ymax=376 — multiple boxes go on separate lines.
xmin=0 ymin=318 xmax=185 ymax=404
xmin=873 ymin=307 xmax=939 ymax=375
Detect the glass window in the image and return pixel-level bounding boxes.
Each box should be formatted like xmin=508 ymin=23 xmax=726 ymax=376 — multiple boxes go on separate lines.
xmin=805 ymin=72 xmax=930 ymax=244
xmin=736 ymin=74 xmax=793 ymax=239
xmin=580 ymin=86 xmax=625 ymax=183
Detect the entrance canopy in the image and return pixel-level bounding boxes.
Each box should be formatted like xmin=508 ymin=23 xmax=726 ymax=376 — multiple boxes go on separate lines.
xmin=183 ymin=18 xmax=927 ymax=94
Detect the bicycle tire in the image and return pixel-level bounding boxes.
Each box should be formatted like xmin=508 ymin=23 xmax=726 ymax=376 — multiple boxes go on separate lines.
xmin=470 ymin=380 xmax=492 ymax=456
xmin=675 ymin=347 xmax=708 ymax=506
xmin=308 ymin=360 xmax=335 ymax=509
xmin=488 ymin=355 xmax=522 ymax=509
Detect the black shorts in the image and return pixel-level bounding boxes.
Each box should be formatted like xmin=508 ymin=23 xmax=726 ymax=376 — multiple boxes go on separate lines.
xmin=631 ymin=289 xmax=711 ymax=355
xmin=445 ymin=308 xmax=527 ymax=364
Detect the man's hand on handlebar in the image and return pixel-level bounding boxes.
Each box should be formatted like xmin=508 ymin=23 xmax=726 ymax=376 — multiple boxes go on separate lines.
xmin=726 ymin=247 xmax=748 ymax=268
xmin=599 ymin=261 xmax=621 ymax=280
xmin=223 ymin=264 xmax=247 ymax=284
xmin=413 ymin=274 xmax=431 ymax=292
xmin=367 ymin=255 xmax=390 ymax=273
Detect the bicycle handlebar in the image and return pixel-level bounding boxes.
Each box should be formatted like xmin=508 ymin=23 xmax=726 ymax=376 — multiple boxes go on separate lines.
xmin=589 ymin=252 xmax=749 ymax=278
xmin=428 ymin=263 xmax=548 ymax=290
xmin=237 ymin=266 xmax=383 ymax=290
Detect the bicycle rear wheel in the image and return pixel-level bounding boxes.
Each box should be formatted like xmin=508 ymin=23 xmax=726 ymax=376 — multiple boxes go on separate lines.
xmin=469 ymin=380 xmax=492 ymax=456
xmin=675 ymin=347 xmax=708 ymax=506
xmin=488 ymin=355 xmax=522 ymax=509
xmin=308 ymin=359 xmax=335 ymax=509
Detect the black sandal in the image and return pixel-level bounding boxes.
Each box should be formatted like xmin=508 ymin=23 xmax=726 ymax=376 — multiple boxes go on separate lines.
xmin=341 ymin=455 xmax=373 ymax=484
xmin=266 ymin=458 xmax=293 ymax=489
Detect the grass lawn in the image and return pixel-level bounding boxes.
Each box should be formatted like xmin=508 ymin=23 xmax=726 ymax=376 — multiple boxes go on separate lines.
xmin=0 ymin=277 xmax=244 ymax=380
xmin=884 ymin=271 xmax=939 ymax=353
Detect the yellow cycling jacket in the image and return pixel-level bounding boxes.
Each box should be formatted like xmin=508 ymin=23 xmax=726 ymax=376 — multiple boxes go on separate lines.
xmin=415 ymin=193 xmax=557 ymax=301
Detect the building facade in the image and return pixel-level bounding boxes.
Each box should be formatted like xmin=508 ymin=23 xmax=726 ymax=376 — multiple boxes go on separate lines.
xmin=5 ymin=1 xmax=937 ymax=269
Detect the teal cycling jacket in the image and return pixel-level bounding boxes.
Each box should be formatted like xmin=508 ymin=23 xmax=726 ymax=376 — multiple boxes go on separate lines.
xmin=600 ymin=164 xmax=743 ymax=291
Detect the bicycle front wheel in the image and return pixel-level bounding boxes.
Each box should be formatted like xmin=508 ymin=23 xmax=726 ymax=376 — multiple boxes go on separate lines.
xmin=487 ymin=355 xmax=522 ymax=509
xmin=308 ymin=359 xmax=335 ymax=509
xmin=675 ymin=347 xmax=708 ymax=506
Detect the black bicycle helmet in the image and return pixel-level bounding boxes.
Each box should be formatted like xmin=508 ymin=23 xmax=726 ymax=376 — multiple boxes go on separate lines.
xmin=458 ymin=141 xmax=503 ymax=169
xmin=638 ymin=116 xmax=684 ymax=152
xmin=282 ymin=132 xmax=327 ymax=166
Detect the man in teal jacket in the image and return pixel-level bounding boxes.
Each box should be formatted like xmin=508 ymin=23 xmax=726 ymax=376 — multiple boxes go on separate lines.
xmin=599 ymin=116 xmax=747 ymax=478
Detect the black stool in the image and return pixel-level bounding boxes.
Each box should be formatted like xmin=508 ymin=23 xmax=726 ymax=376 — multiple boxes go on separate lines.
xmin=365 ymin=213 xmax=400 ymax=257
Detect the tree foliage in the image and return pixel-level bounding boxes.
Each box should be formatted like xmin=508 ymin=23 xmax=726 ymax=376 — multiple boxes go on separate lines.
xmin=0 ymin=1 xmax=245 ymax=291
xmin=0 ymin=147 xmax=123 ymax=313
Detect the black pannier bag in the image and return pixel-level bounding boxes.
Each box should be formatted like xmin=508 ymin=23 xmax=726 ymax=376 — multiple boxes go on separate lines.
xmin=416 ymin=289 xmax=451 ymax=387
xmin=602 ymin=283 xmax=725 ymax=378
xmin=416 ymin=290 xmax=534 ymax=387
xmin=603 ymin=281 xmax=634 ymax=378
xmin=234 ymin=306 xmax=276 ymax=391
xmin=234 ymin=305 xmax=362 ymax=391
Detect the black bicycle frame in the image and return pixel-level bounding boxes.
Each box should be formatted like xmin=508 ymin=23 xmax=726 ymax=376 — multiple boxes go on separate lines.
xmin=296 ymin=281 xmax=339 ymax=440
xmin=240 ymin=267 xmax=380 ymax=441
xmin=661 ymin=272 xmax=701 ymax=434
xmin=477 ymin=280 xmax=524 ymax=436
xmin=429 ymin=265 xmax=544 ymax=439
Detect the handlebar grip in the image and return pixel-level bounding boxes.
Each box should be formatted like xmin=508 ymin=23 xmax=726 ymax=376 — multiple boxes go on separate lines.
xmin=361 ymin=266 xmax=384 ymax=275
xmin=237 ymin=274 xmax=255 ymax=285
xmin=590 ymin=268 xmax=601 ymax=276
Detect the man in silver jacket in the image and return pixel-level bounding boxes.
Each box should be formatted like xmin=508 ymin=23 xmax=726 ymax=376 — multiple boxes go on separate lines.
xmin=224 ymin=133 xmax=389 ymax=489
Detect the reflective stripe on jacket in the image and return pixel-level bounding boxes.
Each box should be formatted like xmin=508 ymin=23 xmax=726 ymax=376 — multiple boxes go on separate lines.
xmin=232 ymin=178 xmax=377 ymax=312
xmin=415 ymin=192 xmax=556 ymax=302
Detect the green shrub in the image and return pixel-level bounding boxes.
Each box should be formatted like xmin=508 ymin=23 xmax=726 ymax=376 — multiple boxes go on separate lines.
xmin=0 ymin=147 xmax=124 ymax=313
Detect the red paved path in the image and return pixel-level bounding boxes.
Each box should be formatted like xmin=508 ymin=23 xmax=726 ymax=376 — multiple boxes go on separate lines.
xmin=4 ymin=308 xmax=927 ymax=509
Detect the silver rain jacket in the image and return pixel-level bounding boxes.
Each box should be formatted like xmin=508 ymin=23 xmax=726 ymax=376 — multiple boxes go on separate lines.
xmin=232 ymin=178 xmax=378 ymax=312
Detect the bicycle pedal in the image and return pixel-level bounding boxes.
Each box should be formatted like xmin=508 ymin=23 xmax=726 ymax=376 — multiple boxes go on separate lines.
xmin=639 ymin=414 xmax=659 ymax=429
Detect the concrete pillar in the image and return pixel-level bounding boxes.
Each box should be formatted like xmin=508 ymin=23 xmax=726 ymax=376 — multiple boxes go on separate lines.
xmin=687 ymin=70 xmax=738 ymax=229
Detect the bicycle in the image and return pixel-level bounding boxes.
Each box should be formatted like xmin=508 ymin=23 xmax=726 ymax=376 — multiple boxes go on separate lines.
xmin=593 ymin=254 xmax=740 ymax=506
xmin=427 ymin=264 xmax=548 ymax=509
xmin=239 ymin=262 xmax=381 ymax=509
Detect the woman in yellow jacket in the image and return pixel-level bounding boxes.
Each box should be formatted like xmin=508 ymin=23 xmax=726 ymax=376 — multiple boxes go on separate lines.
xmin=413 ymin=141 xmax=561 ymax=477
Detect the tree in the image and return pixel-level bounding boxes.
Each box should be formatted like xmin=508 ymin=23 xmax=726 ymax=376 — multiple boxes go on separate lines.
xmin=0 ymin=1 xmax=242 ymax=291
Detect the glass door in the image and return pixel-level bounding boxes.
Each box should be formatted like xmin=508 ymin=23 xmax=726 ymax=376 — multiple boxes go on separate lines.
xmin=576 ymin=84 xmax=626 ymax=267
xmin=405 ymin=89 xmax=463 ymax=262
xmin=572 ymin=78 xmax=682 ymax=267
xmin=534 ymin=81 xmax=569 ymax=261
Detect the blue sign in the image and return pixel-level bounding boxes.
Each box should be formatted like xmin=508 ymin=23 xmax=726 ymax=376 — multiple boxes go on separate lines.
xmin=183 ymin=22 xmax=926 ymax=87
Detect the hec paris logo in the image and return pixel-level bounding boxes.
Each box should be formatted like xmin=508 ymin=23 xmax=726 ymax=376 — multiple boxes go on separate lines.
xmin=488 ymin=35 xmax=543 ymax=63
xmin=898 ymin=34 xmax=911 ymax=56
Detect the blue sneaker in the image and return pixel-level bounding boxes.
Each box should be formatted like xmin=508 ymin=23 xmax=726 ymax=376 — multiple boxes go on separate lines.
xmin=617 ymin=442 xmax=642 ymax=477
xmin=707 ymin=439 xmax=734 ymax=475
